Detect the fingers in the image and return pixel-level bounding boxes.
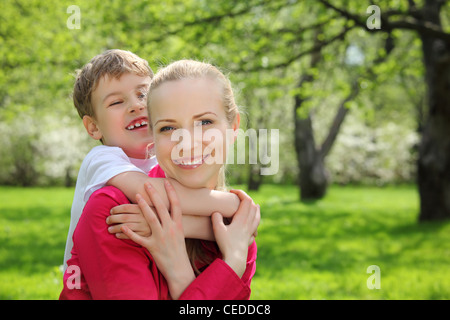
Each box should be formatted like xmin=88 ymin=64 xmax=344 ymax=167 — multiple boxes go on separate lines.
xmin=106 ymin=205 xmax=152 ymax=238
xmin=106 ymin=213 xmax=141 ymax=225
xmin=144 ymin=182 xmax=171 ymax=227
xmin=229 ymin=190 xmax=261 ymax=240
xmin=121 ymin=225 xmax=149 ymax=247
xmin=164 ymin=180 xmax=182 ymax=226
xmin=114 ymin=233 xmax=130 ymax=240
xmin=246 ymin=204 xmax=260 ymax=238
xmin=229 ymin=189 xmax=253 ymax=224
xmin=211 ymin=212 xmax=227 ymax=234
xmin=136 ymin=193 xmax=162 ymax=236
xmin=211 ymin=211 xmax=224 ymax=226
xmin=107 ymin=222 xmax=144 ymax=234
xmin=229 ymin=189 xmax=252 ymax=203
xmin=251 ymin=204 xmax=261 ymax=237
xmin=110 ymin=204 xmax=141 ymax=215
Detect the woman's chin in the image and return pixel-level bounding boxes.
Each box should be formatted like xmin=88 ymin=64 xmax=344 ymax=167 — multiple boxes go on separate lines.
xmin=163 ymin=161 xmax=221 ymax=189
xmin=173 ymin=173 xmax=217 ymax=190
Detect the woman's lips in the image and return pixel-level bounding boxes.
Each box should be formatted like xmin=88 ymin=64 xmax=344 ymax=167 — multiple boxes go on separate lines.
xmin=172 ymin=154 xmax=211 ymax=169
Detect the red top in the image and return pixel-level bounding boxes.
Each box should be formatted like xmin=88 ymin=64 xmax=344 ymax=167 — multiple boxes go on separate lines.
xmin=60 ymin=183 xmax=257 ymax=300
xmin=148 ymin=164 xmax=166 ymax=178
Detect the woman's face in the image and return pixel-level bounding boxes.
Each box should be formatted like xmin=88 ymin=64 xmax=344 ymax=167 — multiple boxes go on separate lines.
xmin=149 ymin=77 xmax=239 ymax=189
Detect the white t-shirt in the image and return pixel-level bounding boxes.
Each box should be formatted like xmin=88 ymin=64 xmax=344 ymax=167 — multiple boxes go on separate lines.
xmin=63 ymin=145 xmax=157 ymax=271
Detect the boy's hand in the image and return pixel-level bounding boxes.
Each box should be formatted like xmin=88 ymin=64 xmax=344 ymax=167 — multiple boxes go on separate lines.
xmin=107 ymin=203 xmax=151 ymax=239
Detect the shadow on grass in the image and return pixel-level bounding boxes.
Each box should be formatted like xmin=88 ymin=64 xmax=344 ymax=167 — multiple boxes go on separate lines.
xmin=254 ymin=195 xmax=450 ymax=280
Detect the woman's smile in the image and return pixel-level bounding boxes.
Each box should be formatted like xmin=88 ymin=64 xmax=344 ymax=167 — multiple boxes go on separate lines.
xmin=172 ymin=153 xmax=211 ymax=169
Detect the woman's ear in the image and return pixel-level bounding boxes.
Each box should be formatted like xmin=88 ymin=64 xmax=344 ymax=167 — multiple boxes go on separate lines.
xmin=82 ymin=115 xmax=103 ymax=141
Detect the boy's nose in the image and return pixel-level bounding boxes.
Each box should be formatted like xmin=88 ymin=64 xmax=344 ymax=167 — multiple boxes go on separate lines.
xmin=128 ymin=101 xmax=145 ymax=114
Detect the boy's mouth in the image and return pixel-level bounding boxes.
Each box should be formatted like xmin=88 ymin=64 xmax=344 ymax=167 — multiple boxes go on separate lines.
xmin=126 ymin=117 xmax=149 ymax=131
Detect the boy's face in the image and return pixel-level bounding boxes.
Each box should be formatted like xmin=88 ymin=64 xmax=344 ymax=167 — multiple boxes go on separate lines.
xmin=85 ymin=73 xmax=152 ymax=159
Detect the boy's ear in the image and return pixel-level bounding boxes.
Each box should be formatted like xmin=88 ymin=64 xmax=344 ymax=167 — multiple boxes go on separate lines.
xmin=82 ymin=115 xmax=103 ymax=140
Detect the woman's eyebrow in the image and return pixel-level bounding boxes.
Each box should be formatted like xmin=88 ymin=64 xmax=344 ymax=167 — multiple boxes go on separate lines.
xmin=154 ymin=119 xmax=176 ymax=126
xmin=193 ymin=111 xmax=217 ymax=118
xmin=153 ymin=112 xmax=218 ymax=126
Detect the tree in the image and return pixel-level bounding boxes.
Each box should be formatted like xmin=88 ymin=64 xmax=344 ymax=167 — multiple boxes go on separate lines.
xmin=161 ymin=0 xmax=449 ymax=220
xmin=2 ymin=0 xmax=446 ymax=223
xmin=317 ymin=0 xmax=450 ymax=220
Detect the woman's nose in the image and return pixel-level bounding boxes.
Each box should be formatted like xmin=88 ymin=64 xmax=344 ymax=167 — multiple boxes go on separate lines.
xmin=182 ymin=129 xmax=202 ymax=148
xmin=176 ymin=128 xmax=202 ymax=157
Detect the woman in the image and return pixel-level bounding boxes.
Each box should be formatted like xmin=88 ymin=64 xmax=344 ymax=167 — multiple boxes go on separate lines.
xmin=60 ymin=60 xmax=259 ymax=300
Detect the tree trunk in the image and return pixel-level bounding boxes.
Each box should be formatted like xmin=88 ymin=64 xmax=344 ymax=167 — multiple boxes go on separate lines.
xmin=294 ymin=110 xmax=329 ymax=200
xmin=293 ymin=29 xmax=330 ymax=201
xmin=417 ymin=0 xmax=450 ymax=221
xmin=247 ymin=164 xmax=263 ymax=191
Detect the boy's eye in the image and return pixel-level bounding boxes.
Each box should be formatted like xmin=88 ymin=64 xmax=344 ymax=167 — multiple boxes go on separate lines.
xmin=137 ymin=92 xmax=147 ymax=100
xmin=108 ymin=100 xmax=123 ymax=107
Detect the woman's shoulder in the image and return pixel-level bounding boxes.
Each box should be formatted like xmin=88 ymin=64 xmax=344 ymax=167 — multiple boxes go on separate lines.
xmin=82 ymin=186 xmax=130 ymax=219
xmin=90 ymin=186 xmax=130 ymax=202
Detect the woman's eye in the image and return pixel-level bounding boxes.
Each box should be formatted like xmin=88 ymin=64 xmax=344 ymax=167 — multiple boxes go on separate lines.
xmin=160 ymin=126 xmax=175 ymax=132
xmin=199 ymin=119 xmax=212 ymax=126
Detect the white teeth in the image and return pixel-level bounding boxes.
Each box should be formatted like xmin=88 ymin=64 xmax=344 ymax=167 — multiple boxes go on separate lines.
xmin=174 ymin=156 xmax=204 ymax=165
xmin=127 ymin=120 xmax=148 ymax=130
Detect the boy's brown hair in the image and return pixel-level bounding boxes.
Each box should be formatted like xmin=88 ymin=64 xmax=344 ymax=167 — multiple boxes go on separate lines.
xmin=73 ymin=49 xmax=153 ymax=119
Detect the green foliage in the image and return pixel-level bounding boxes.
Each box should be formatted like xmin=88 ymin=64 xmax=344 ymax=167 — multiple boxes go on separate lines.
xmin=0 ymin=0 xmax=431 ymax=187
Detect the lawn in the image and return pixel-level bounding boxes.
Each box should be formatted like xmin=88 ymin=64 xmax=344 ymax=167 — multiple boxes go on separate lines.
xmin=0 ymin=184 xmax=449 ymax=299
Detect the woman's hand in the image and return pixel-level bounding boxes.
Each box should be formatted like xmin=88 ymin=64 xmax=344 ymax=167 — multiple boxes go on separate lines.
xmin=106 ymin=203 xmax=151 ymax=239
xmin=211 ymin=189 xmax=260 ymax=278
xmin=121 ymin=180 xmax=195 ymax=300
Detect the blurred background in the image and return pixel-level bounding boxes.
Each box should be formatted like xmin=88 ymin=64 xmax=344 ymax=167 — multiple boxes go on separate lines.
xmin=0 ymin=0 xmax=449 ymax=299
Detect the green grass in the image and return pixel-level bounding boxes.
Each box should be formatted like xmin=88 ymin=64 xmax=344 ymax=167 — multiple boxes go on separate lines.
xmin=0 ymin=187 xmax=72 ymax=299
xmin=246 ymin=184 xmax=450 ymax=299
xmin=0 ymin=184 xmax=449 ymax=299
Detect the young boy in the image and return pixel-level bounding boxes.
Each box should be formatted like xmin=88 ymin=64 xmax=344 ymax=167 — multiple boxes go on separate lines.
xmin=63 ymin=49 xmax=240 ymax=271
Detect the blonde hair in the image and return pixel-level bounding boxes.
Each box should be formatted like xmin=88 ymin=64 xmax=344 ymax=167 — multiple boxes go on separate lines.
xmin=73 ymin=49 xmax=153 ymax=119
xmin=148 ymin=60 xmax=239 ymax=273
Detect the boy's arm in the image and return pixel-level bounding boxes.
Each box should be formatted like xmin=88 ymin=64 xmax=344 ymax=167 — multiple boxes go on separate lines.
xmin=182 ymin=215 xmax=214 ymax=241
xmin=107 ymin=171 xmax=240 ymax=218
